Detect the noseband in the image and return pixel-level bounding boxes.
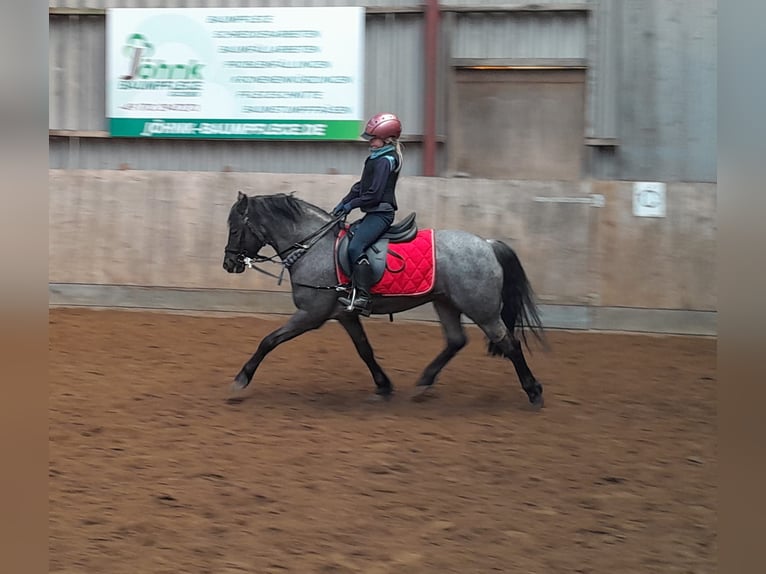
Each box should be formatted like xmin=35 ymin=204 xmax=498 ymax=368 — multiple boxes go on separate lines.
xmin=225 ymin=212 xmax=267 ymax=263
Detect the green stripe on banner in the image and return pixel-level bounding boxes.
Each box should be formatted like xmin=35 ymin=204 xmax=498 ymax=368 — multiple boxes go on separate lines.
xmin=110 ymin=118 xmax=362 ymax=140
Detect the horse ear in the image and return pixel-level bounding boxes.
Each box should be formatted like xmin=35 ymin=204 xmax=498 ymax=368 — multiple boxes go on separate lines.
xmin=236 ymin=191 xmax=248 ymax=214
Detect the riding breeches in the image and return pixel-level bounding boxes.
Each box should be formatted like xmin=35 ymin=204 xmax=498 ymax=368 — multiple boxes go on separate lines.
xmin=347 ymin=211 xmax=395 ymax=266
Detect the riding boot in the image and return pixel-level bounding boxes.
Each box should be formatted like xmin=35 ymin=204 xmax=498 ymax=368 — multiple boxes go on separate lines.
xmin=339 ymin=258 xmax=374 ymax=315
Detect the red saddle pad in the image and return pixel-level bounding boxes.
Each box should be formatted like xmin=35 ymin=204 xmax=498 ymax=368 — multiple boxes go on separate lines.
xmin=336 ymin=229 xmax=436 ymax=296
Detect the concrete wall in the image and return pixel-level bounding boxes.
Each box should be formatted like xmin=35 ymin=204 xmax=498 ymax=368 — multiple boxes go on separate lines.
xmin=49 ymin=170 xmax=716 ymax=335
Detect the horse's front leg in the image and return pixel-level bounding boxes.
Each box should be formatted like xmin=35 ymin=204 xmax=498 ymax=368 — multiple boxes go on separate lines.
xmin=232 ymin=309 xmax=326 ymax=391
xmin=336 ymin=313 xmax=393 ymax=398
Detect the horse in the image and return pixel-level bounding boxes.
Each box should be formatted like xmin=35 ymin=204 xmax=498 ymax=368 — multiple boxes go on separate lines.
xmin=222 ymin=191 xmax=546 ymax=407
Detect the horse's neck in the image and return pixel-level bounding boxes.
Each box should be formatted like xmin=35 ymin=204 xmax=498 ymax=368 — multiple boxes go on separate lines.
xmin=266 ymin=211 xmax=330 ymax=257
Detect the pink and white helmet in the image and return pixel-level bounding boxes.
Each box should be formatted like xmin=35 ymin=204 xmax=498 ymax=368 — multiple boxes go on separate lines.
xmin=361 ymin=112 xmax=402 ymax=141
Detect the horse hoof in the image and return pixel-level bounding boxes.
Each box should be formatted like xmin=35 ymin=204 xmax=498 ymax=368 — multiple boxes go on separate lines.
xmin=366 ymin=392 xmax=391 ymax=403
xmin=529 ymin=394 xmax=544 ymax=410
xmin=411 ymin=385 xmax=436 ymax=402
xmin=231 ymin=373 xmax=250 ymax=392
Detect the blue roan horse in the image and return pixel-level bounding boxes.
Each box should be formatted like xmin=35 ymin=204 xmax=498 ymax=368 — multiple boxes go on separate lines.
xmin=223 ymin=192 xmax=546 ymax=407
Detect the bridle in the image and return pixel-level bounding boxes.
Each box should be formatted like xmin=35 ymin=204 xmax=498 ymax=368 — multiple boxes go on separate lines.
xmin=227 ymin=208 xmax=346 ymax=286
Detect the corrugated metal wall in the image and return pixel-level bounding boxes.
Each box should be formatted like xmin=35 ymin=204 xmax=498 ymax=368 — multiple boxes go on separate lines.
xmin=49 ymin=1 xmax=717 ymax=182
xmin=50 ymin=0 xmax=580 ymax=8
xmin=588 ymin=0 xmax=717 ymax=182
xmin=364 ymin=13 xmax=423 ymax=139
xmin=49 ymin=136 xmax=426 ymax=174
xmin=49 ymin=0 xmax=418 ymax=8
xmin=451 ymin=11 xmax=587 ymax=59
xmin=586 ymin=0 xmax=619 ymax=141
xmin=50 ymin=15 xmax=105 ymax=131
xmin=49 ymin=9 xmax=431 ymax=175
xmin=49 ymin=11 xmax=426 ymax=133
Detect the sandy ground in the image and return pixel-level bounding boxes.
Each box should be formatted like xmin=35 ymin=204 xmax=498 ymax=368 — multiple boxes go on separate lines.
xmin=49 ymin=308 xmax=716 ymax=573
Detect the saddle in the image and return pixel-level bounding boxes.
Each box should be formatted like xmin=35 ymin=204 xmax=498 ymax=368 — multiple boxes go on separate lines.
xmin=336 ymin=212 xmax=418 ymax=282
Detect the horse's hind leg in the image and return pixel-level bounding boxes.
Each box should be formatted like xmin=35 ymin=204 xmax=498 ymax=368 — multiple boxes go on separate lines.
xmin=337 ymin=313 xmax=393 ymax=397
xmin=232 ymin=309 xmax=326 ymax=391
xmin=480 ymin=319 xmax=544 ymax=408
xmin=413 ymin=299 xmax=467 ymax=399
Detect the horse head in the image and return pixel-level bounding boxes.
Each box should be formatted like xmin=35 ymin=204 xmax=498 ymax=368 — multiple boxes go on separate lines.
xmin=222 ymin=191 xmax=266 ymax=273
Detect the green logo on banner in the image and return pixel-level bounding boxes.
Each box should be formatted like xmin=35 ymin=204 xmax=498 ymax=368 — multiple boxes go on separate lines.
xmin=120 ymin=33 xmax=204 ymax=81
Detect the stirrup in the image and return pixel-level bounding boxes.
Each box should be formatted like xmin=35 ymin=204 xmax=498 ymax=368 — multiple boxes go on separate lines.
xmin=338 ymin=288 xmax=371 ymax=316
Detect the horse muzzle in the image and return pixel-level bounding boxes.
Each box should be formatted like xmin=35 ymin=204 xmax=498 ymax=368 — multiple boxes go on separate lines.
xmin=223 ymin=253 xmax=246 ymax=274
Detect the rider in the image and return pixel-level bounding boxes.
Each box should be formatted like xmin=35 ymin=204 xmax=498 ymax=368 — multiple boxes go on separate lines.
xmin=332 ymin=112 xmax=404 ymax=313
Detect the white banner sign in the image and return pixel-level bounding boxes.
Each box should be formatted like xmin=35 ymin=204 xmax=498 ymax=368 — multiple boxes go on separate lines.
xmin=106 ymin=7 xmax=365 ymax=139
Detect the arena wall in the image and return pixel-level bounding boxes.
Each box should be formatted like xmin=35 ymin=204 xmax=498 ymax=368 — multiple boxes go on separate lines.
xmin=49 ymin=170 xmax=716 ymax=335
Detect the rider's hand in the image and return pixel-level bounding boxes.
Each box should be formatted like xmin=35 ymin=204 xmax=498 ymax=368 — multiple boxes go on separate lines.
xmin=332 ymin=203 xmax=351 ymax=217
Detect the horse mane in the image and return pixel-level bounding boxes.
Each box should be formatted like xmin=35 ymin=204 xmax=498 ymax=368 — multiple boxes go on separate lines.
xmin=250 ymin=193 xmax=328 ymax=223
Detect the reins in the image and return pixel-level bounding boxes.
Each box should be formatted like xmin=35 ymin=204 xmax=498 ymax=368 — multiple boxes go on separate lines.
xmin=242 ymin=213 xmax=346 ymax=289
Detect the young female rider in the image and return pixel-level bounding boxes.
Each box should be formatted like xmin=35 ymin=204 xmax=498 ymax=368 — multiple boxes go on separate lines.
xmin=332 ymin=112 xmax=404 ymax=313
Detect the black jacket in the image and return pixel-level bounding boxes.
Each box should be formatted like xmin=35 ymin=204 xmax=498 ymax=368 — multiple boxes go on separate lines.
xmin=340 ymin=147 xmax=400 ymax=213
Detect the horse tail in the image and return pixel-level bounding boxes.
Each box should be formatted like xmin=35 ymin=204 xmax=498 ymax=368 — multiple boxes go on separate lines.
xmin=488 ymin=239 xmax=547 ymax=352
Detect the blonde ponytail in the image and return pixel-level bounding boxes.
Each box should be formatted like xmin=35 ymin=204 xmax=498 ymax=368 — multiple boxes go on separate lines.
xmin=387 ymin=138 xmax=404 ymax=173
